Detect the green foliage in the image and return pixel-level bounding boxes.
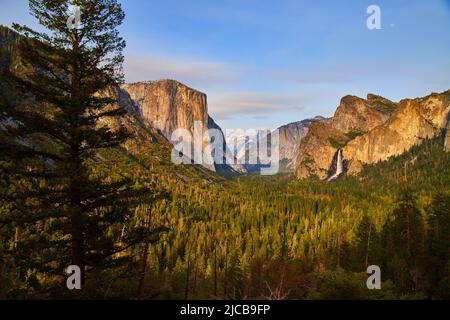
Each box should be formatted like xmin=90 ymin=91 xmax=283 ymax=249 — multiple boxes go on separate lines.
xmin=371 ymin=100 xmax=398 ymax=114
xmin=329 ymin=136 xmax=348 ymax=149
xmin=380 ymin=188 xmax=425 ymax=293
xmin=329 ymin=130 xmax=366 ymax=149
xmin=1 ymin=128 xmax=448 ymax=299
xmin=0 ymin=3 xmax=448 ymax=300
xmin=0 ymin=0 xmax=171 ymax=297
xmin=345 ymin=130 xmax=366 ymax=140
xmin=82 ymin=137 xmax=446 ymax=300
xmin=311 ymin=269 xmax=402 ymax=299
xmin=424 ymin=192 xmax=450 ymax=299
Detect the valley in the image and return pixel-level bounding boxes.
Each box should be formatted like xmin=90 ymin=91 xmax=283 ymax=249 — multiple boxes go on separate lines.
xmin=61 ymin=136 xmax=450 ymax=299
xmin=0 ymin=5 xmax=449 ymax=301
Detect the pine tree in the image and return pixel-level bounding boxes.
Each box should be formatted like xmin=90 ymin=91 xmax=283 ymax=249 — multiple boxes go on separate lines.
xmin=425 ymin=192 xmax=450 ymax=299
xmin=353 ymin=213 xmax=378 ymax=271
xmin=0 ymin=0 xmax=158 ymax=294
xmin=381 ymin=187 xmax=425 ymax=293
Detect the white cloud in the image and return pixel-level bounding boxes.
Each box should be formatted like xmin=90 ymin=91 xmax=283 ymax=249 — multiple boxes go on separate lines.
xmin=208 ymin=92 xmax=305 ymax=120
xmin=124 ymin=55 xmax=239 ymax=87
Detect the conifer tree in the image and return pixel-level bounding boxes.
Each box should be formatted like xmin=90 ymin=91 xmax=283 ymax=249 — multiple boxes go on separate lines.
xmin=381 ymin=187 xmax=425 ymax=293
xmin=425 ymin=192 xmax=450 ymax=299
xmin=0 ymin=0 xmax=156 ymax=293
xmin=354 ymin=213 xmax=378 ymax=270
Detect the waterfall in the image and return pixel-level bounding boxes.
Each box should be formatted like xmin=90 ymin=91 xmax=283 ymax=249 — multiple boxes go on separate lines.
xmin=327 ymin=149 xmax=343 ymax=182
xmin=335 ymin=149 xmax=343 ymax=176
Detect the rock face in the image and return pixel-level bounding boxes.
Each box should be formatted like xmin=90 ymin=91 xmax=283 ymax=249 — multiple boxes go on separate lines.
xmin=445 ymin=120 xmax=450 ymax=152
xmin=296 ymin=90 xmax=450 ymax=179
xmin=0 ymin=26 xmax=241 ymax=175
xmin=277 ymin=116 xmax=326 ymax=171
xmin=296 ymin=94 xmax=397 ymax=179
xmin=207 ymin=115 xmax=247 ymax=174
xmin=0 ymin=26 xmax=27 ymax=97
xmin=121 ymin=80 xmax=244 ymax=174
xmin=343 ymin=91 xmax=450 ymax=173
xmin=99 ymin=86 xmax=162 ymax=145
xmin=122 ymin=80 xmax=208 ymax=140
xmin=0 ymin=26 xmax=17 ymax=68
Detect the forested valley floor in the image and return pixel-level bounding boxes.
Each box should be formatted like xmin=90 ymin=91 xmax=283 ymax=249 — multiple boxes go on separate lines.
xmin=2 ymin=135 xmax=448 ymax=299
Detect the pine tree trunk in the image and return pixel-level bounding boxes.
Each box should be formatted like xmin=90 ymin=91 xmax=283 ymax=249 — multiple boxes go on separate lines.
xmin=137 ymin=213 xmax=152 ymax=297
xmin=137 ymin=242 xmax=150 ymax=297
xmin=213 ymin=247 xmax=217 ymax=297
xmin=13 ymin=227 xmax=19 ymax=249
xmin=406 ymin=208 xmax=412 ymax=254
xmin=69 ymin=29 xmax=86 ymax=289
xmin=192 ymin=249 xmax=198 ymax=297
xmin=337 ymin=226 xmax=341 ymax=268
xmin=184 ymin=260 xmax=190 ymax=299
xmin=365 ymin=227 xmax=372 ymax=269
xmin=71 ymin=215 xmax=85 ymax=288
xmin=224 ymin=242 xmax=228 ymax=299
xmin=184 ymin=247 xmax=191 ymax=299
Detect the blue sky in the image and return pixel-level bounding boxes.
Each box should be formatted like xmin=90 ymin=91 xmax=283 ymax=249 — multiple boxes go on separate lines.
xmin=1 ymin=0 xmax=449 ymax=129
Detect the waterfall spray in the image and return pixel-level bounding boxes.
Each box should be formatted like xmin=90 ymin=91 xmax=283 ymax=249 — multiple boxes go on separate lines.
xmin=327 ymin=149 xmax=343 ymax=182
xmin=335 ymin=149 xmax=343 ymax=176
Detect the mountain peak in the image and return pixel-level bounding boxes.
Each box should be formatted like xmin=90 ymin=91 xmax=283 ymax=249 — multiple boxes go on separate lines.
xmin=296 ymin=89 xmax=450 ymax=179
xmin=124 ymin=79 xmax=206 ymax=96
xmin=121 ymin=79 xmax=243 ymax=175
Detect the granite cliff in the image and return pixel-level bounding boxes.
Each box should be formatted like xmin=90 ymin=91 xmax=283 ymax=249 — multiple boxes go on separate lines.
xmin=277 ymin=116 xmax=326 ymax=171
xmin=343 ymin=91 xmax=450 ymax=174
xmin=295 ymin=90 xmax=450 ymax=179
xmin=0 ymin=26 xmax=241 ymax=176
xmin=121 ymin=80 xmax=244 ymax=174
